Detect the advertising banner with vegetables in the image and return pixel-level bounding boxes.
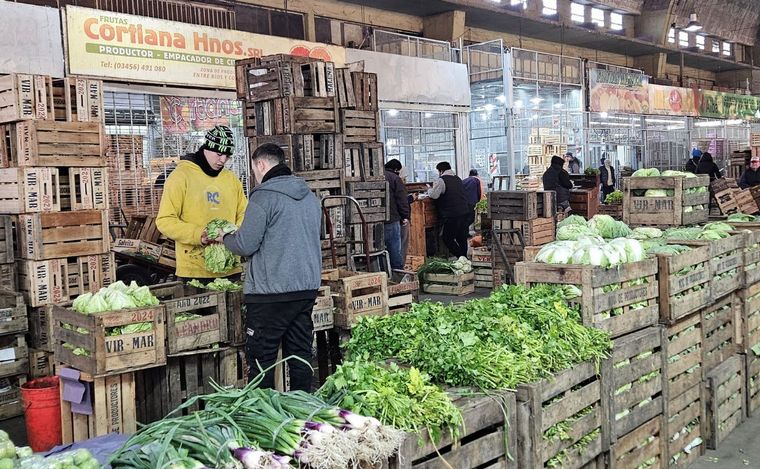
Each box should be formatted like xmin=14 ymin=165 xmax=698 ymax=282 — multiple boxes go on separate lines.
xmin=588 ymin=68 xmax=649 ymax=114
xmin=697 ymin=89 xmax=760 ymax=120
xmin=646 ymin=84 xmax=697 ymax=116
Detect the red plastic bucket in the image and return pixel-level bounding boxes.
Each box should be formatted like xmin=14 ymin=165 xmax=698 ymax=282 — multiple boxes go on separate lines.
xmin=21 ymin=376 xmax=61 ymax=452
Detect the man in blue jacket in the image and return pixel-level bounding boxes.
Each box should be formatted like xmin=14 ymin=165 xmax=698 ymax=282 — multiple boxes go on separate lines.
xmin=217 ymin=143 xmax=322 ymax=391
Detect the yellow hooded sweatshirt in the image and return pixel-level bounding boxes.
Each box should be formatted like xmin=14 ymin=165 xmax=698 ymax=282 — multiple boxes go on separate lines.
xmin=156 ymin=160 xmax=248 ymax=278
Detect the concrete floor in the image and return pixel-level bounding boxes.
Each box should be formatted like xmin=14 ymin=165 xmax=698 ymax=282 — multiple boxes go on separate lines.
xmin=689 ymin=416 xmax=760 ymax=468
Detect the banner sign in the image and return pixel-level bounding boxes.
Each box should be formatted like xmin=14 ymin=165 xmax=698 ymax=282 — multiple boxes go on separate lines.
xmin=65 ymin=6 xmax=346 ymax=89
xmin=588 ymin=68 xmax=649 ymax=114
xmin=697 ymin=90 xmax=760 ymax=120
xmin=160 ymin=97 xmax=242 ymax=134
xmin=646 ymin=84 xmax=697 ymax=116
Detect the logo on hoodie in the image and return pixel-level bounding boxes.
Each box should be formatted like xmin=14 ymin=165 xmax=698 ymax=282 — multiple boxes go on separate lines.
xmin=207 ymin=191 xmax=220 ymax=204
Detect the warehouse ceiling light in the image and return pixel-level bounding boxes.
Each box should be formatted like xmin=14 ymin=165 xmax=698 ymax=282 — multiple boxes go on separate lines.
xmin=496 ymin=94 xmax=506 ymax=103
xmin=684 ymin=13 xmax=702 ymax=32
xmin=387 ymin=109 xmax=399 ymax=117
xmin=484 ymin=103 xmax=496 ymax=111
xmin=530 ymin=95 xmax=543 ymax=104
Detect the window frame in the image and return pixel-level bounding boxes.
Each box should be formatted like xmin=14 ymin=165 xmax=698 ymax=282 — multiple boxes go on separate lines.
xmin=571 ymin=2 xmax=585 ymax=23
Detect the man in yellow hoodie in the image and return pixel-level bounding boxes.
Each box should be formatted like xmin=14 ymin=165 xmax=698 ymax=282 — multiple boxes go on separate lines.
xmin=156 ymin=125 xmax=248 ymax=281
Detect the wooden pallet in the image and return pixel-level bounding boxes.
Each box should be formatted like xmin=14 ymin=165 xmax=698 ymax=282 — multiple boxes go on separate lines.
xmin=340 ymin=109 xmax=380 ymax=144
xmin=150 ymin=283 xmax=228 ymax=355
xmin=422 ymin=271 xmax=475 ymax=296
xmin=488 ymin=190 xmax=556 ymax=221
xmin=0 ymin=291 xmax=26 ymax=337
xmin=248 ymin=96 xmax=338 ymax=135
xmin=28 ymin=348 xmax=53 ymax=378
xmin=655 ymin=244 xmax=712 ymax=324
xmin=135 ymin=347 xmax=245 ymax=424
xmin=0 ymin=167 xmax=107 ymax=213
xmin=50 ymin=77 xmax=104 ymax=123
xmin=516 ymin=361 xmax=609 ymax=469
xmin=663 ymin=383 xmax=706 ymax=467
xmin=345 ymin=180 xmax=389 ymax=224
xmin=603 ymin=327 xmax=664 ymax=440
xmin=343 ymin=142 xmax=385 ymax=182
xmin=321 ymin=269 xmax=388 ymax=327
xmin=701 ymin=294 xmax=739 ymax=377
xmin=622 ymin=175 xmax=710 ymax=226
xmin=0 ymin=120 xmax=104 ymax=167
xmin=493 ymin=217 xmax=555 ymax=246
xmin=17 ymin=210 xmax=110 ymax=260
xmin=388 ymin=391 xmax=517 ymax=469
xmin=0 ymin=335 xmax=28 ymax=379
xmin=0 ymin=375 xmax=26 ymax=421
xmin=18 ymin=253 xmax=114 ymax=309
xmin=515 ymin=259 xmax=660 ymax=339
xmin=351 ymin=72 xmax=379 ymax=111
xmin=59 ymin=367 xmax=137 ymax=444
xmin=705 ymin=354 xmax=746 ymax=449
xmin=0 ymin=74 xmax=50 ymax=123
xmin=607 ymin=416 xmax=666 ymax=469
xmin=52 ymin=304 xmax=166 ymax=376
xmin=663 ymin=313 xmax=703 ymax=402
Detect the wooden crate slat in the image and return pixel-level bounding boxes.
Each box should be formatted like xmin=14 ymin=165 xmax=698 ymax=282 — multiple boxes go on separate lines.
xmin=701 ymin=294 xmax=738 ymax=377
xmin=663 ymin=383 xmax=705 ymax=466
xmin=663 ymin=313 xmax=703 ymax=401
xmin=705 ymin=354 xmax=746 ymax=449
xmin=0 ymin=335 xmax=28 ymax=379
xmin=622 ymin=175 xmax=710 ymax=226
xmin=340 ymin=109 xmax=379 ymax=144
xmin=608 ymin=416 xmax=665 ymax=469
xmin=488 ymin=190 xmax=556 ymax=220
xmin=656 ymin=245 xmax=712 ymax=324
xmin=321 ymin=269 xmax=388 ymax=328
xmin=18 ymin=209 xmax=110 ymax=260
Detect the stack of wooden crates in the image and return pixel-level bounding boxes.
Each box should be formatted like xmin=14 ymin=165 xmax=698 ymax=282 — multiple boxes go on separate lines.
xmin=236 ymin=54 xmax=388 ymax=271
xmin=0 ymin=73 xmax=113 ymax=423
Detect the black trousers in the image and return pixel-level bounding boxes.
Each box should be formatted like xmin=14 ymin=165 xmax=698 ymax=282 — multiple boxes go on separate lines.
xmin=441 ymin=215 xmax=470 ymax=257
xmin=601 ymin=184 xmax=615 ymax=202
xmin=245 ymin=298 xmax=315 ymax=392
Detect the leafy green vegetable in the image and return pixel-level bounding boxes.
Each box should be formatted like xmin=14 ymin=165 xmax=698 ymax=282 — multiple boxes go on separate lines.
xmin=584 ymin=168 xmax=600 ymax=176
xmin=206 ymin=218 xmax=237 ymax=239
xmin=188 ymin=278 xmax=242 ymax=292
xmin=604 ymin=190 xmax=623 ymax=204
xmin=557 ymin=224 xmax=599 ymax=241
xmin=588 ymin=214 xmax=631 ymax=239
xmin=728 ymin=213 xmax=756 ymax=222
xmin=629 ymin=227 xmax=663 ymax=240
xmin=632 ymin=168 xmax=661 ymax=177
xmin=557 ymin=214 xmax=588 ymax=230
xmin=203 ymin=219 xmax=240 ymax=274
xmin=418 ymin=257 xmax=472 ymax=278
xmin=644 ymin=189 xmax=668 ymax=197
xmin=475 ymin=198 xmax=488 ymax=214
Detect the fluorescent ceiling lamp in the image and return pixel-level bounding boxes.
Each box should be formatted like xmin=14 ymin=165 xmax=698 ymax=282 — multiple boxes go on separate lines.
xmin=496 ymin=94 xmax=506 ymax=103
xmin=387 ymin=109 xmax=399 ymax=117
xmin=514 ymin=100 xmax=524 ymax=108
xmin=694 ymin=121 xmax=722 ymax=127
xmin=484 ymin=103 xmax=496 ymax=111
xmin=424 ymin=112 xmax=433 ymax=118
xmin=684 ymin=13 xmax=702 ymax=32
xmin=553 ymin=103 xmax=563 ymax=108
xmin=530 ymin=96 xmax=543 ymax=104
xmin=600 ymin=112 xmax=608 ymax=118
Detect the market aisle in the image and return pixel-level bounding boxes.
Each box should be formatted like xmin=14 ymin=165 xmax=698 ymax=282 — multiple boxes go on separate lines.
xmin=691 ymin=413 xmax=760 ymax=468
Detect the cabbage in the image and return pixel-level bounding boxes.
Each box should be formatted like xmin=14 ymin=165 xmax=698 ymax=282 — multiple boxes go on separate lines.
xmin=572 ymin=246 xmax=609 ymax=266
xmin=661 ymin=170 xmax=686 ymax=177
xmin=120 ymin=322 xmax=152 ymax=334
xmin=106 ymin=290 xmax=137 ymax=310
xmin=132 ymin=286 xmax=160 ymax=307
xmin=684 ymin=206 xmax=694 ymax=213
xmin=664 ymin=227 xmax=702 ymax=240
xmin=610 ymin=238 xmax=646 ymax=262
xmin=589 ymin=214 xmax=632 ymax=239
xmin=699 ymin=229 xmax=729 ymax=240
xmin=72 ymin=293 xmax=93 ymax=313
xmin=728 ymin=213 xmax=755 ymax=222
xmin=107 ymin=281 xmax=129 ymax=293
xmin=82 ymin=292 xmax=110 ymax=314
xmin=204 ymin=243 xmax=239 ymax=273
xmin=648 ymin=244 xmax=692 ymax=255
xmin=644 ymin=189 xmax=668 ymax=197
xmin=535 ymin=243 xmax=575 ymax=264
xmin=603 ymin=243 xmax=625 ymax=265
xmin=557 ymin=214 xmax=588 ymax=229
xmin=632 ymin=168 xmax=661 ymax=177
xmin=703 ymin=222 xmax=734 ymax=233
xmin=557 ymin=224 xmax=599 ymax=241
xmin=629 ymin=227 xmax=663 ymax=240
xmin=206 ymin=218 xmax=237 ymax=239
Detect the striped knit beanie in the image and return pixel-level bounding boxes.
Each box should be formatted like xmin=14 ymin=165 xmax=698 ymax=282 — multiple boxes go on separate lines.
xmin=204 ymin=125 xmax=235 ymax=155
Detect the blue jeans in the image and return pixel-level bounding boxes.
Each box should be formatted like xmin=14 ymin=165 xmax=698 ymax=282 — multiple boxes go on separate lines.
xmin=384 ymin=221 xmax=403 ymax=271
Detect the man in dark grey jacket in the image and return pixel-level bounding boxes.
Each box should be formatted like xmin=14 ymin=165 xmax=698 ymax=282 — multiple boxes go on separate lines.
xmin=217 ymin=143 xmax=321 ymax=390
xmin=384 ymin=159 xmax=410 ymax=276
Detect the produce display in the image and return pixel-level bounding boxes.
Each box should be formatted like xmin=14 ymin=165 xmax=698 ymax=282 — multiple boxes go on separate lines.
xmin=110 ymin=378 xmax=403 ymax=469
xmin=475 ymin=198 xmax=488 ymax=215
xmin=346 ymin=285 xmax=611 ymax=390
xmin=727 ymin=213 xmax=759 ymax=223
xmin=188 ymin=278 xmax=243 ymax=292
xmin=318 ymin=361 xmax=463 ymax=444
xmin=603 ymin=190 xmax=623 ymax=204
xmin=417 ymin=257 xmax=472 ymax=277
xmin=204 ymin=219 xmax=240 ymax=274
xmin=629 ymin=168 xmax=707 ymax=212
xmin=584 ymin=167 xmax=600 ymax=176
xmin=0 ymin=431 xmax=98 ymax=468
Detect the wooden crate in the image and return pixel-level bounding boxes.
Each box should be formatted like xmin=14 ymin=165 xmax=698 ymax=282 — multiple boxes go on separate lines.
xmin=705 ymin=354 xmax=746 ymax=449
xmin=603 ymin=327 xmax=664 ymax=440
xmin=237 ymin=61 xmax=295 ymax=101
xmin=59 ymin=368 xmax=136 ymax=444
xmin=0 ymin=289 xmax=24 ymax=338
xmin=655 ymin=244 xmax=712 ymax=324
xmin=493 ymin=217 xmax=555 ymax=245
xmin=740 ymin=224 xmax=760 ymax=285
xmin=488 ymin=190 xmax=556 ymax=220
xmin=321 ymin=269 xmax=388 ymax=328
xmin=17 ymin=210 xmax=109 ymax=260
xmin=0 ymin=263 xmax=15 ymax=293
xmin=740 ymin=281 xmax=760 ymax=355
xmin=708 ymin=233 xmax=745 ymax=298
xmin=663 ymin=383 xmax=705 ymax=467
xmin=340 ymin=109 xmax=380 ymax=144
xmin=28 ymin=348 xmax=53 ymax=378
xmin=343 ymin=142 xmax=385 ymax=182
xmin=312 ymin=286 xmax=335 ymax=331
xmin=50 ymin=77 xmax=104 ymax=123
xmin=404 ymin=255 xmax=425 ymax=272
xmin=597 ymin=203 xmax=622 ymax=219
xmin=569 ymin=188 xmax=600 ymax=219
xmin=250 ymin=96 xmax=338 ymax=135
xmin=735 ymin=189 xmax=759 ymax=214
xmin=387 ymin=279 xmax=418 ymax=314
xmin=0 ymin=74 xmax=50 ymax=123
xmin=516 ymin=361 xmax=609 ymax=469
xmin=663 ymin=313 xmax=703 ymax=403
xmin=714 ymin=189 xmax=739 ymax=215
xmin=0 ymin=335 xmax=28 ymax=378
xmin=150 ymin=283 xmax=228 ymax=355
xmin=515 ymin=259 xmax=660 ymax=339
xmin=388 ymin=391 xmax=517 ymax=469
xmin=701 ymin=294 xmax=738 ymax=377
xmin=297 ymin=61 xmax=336 ymax=98
xmin=746 ymin=354 xmax=760 ymax=416
xmin=0 ymin=120 xmax=105 ymax=167
xmin=350 ymin=72 xmax=378 ymax=111
xmin=0 ymin=375 xmax=25 ymax=421
xmin=18 ymin=253 xmax=115 ymax=307
xmin=622 ymin=175 xmax=710 ymax=226
xmin=0 ymin=167 xmax=108 ymax=213
xmin=345 ymin=180 xmax=389 ymax=224
xmin=422 ymin=272 xmax=475 ymax=296
xmin=607 ymin=416 xmax=665 ymax=469
xmin=296 ymin=168 xmax=345 ymax=199
xmin=250 ymin=134 xmax=343 ymax=172
xmin=51 ymin=304 xmax=166 ymax=376
xmin=473 ymin=264 xmax=494 ymax=289
xmin=334 ymin=69 xmax=357 ymax=109
xmin=321 ymin=238 xmax=348 ymax=270
xmin=135 ymin=346 xmax=245 ymax=424
xmin=0 ymin=216 xmax=12 ymax=264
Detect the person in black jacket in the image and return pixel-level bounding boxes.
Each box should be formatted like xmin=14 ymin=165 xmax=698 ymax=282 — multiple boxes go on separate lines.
xmin=384 ymin=159 xmax=411 ymax=273
xmin=685 ymin=148 xmax=702 ymax=173
xmin=739 ymin=156 xmax=760 ymax=189
xmin=599 ymin=157 xmax=616 ymax=202
xmin=543 ymin=155 xmax=573 ymax=211
xmin=427 ymin=162 xmax=470 ymax=258
xmin=696 ymin=152 xmax=722 ymax=182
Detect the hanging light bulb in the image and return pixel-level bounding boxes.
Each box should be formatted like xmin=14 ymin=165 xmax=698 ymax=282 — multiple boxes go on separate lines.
xmin=684 ymin=13 xmax=702 ymax=32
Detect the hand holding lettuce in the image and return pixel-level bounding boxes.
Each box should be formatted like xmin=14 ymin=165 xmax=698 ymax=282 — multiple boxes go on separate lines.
xmin=203 ymin=219 xmax=240 ymax=273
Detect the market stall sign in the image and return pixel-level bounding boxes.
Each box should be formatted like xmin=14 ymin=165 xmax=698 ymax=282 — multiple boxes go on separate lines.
xmin=64 ymin=6 xmax=346 ymax=89
xmin=160 ymin=96 xmax=243 ymax=134
xmin=588 ymin=68 xmax=649 ymax=114
xmin=647 ymin=84 xmax=698 ymax=116
xmin=697 ymin=90 xmax=760 ymax=120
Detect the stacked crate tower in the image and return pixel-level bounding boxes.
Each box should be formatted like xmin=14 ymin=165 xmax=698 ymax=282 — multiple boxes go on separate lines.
xmin=0 ymin=74 xmax=114 ymax=421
